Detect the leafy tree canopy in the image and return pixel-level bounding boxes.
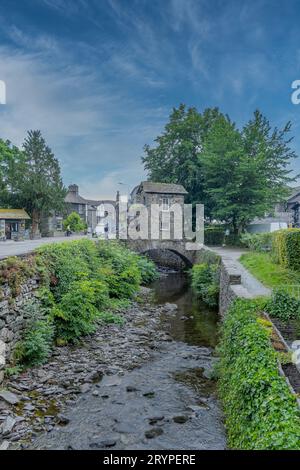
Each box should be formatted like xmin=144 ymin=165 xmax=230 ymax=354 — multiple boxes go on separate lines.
xmin=142 ymin=105 xmax=298 ymax=233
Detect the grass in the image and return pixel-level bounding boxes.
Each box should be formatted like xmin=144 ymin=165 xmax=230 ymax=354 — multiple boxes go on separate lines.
xmin=239 ymin=252 xmax=300 ymax=288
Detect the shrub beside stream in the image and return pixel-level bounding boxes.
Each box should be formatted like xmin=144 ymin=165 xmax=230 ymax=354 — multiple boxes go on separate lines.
xmin=2 ymin=240 xmax=158 ymax=370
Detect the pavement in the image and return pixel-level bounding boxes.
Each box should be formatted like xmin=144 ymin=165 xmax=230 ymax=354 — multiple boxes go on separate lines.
xmin=208 ymin=246 xmax=271 ymax=297
xmin=0 ymin=235 xmax=89 ymax=260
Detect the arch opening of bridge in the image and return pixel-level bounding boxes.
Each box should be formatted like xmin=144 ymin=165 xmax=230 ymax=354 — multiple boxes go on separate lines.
xmin=141 ymin=248 xmax=193 ymax=269
xmin=124 ymin=240 xmax=200 ymax=267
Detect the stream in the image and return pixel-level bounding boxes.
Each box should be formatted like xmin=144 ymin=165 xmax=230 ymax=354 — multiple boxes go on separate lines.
xmin=30 ymin=272 xmax=226 ymax=450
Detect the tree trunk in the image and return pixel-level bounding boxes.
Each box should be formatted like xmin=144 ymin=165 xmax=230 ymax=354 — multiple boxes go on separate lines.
xmin=30 ymin=209 xmax=40 ymax=239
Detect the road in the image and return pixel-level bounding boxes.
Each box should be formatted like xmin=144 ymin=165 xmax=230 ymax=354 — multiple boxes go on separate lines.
xmin=0 ymin=235 xmax=89 ymax=259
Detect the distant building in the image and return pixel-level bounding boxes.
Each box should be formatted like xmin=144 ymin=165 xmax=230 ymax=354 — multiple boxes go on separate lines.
xmin=247 ymin=186 xmax=300 ymax=233
xmin=0 ymin=209 xmax=30 ymax=241
xmin=42 ymin=184 xmax=115 ymax=236
xmin=129 ymin=181 xmax=188 ymax=240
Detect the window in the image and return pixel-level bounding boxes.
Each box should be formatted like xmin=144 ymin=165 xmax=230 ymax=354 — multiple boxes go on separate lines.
xmin=56 ymin=218 xmax=63 ymax=231
xmin=10 ymin=222 xmax=19 ymax=232
xmin=161 ymin=197 xmax=170 ymax=211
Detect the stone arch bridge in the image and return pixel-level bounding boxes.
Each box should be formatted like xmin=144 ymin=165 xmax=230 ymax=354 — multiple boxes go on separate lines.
xmin=124 ymin=239 xmax=203 ymax=267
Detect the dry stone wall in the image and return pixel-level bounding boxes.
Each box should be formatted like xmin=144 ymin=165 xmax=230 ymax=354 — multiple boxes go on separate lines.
xmin=219 ymin=258 xmax=253 ymax=316
xmin=0 ymin=277 xmax=40 ymax=382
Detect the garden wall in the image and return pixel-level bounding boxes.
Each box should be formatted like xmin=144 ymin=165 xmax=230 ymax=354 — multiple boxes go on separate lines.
xmin=219 ymin=258 xmax=253 ymax=316
xmin=0 ymin=276 xmax=40 ymax=382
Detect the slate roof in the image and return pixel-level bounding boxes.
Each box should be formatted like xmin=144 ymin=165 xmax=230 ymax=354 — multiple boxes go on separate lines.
xmin=0 ymin=209 xmax=31 ymax=220
xmin=65 ymin=192 xmax=88 ymax=204
xmin=139 ymin=181 xmax=188 ymax=195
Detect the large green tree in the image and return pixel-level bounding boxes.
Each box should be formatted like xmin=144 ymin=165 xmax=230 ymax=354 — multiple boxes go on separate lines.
xmin=143 ymin=105 xmax=298 ymax=234
xmin=200 ymin=111 xmax=297 ymax=233
xmin=15 ymin=130 xmax=66 ymax=236
xmin=0 ymin=139 xmax=25 ymax=206
xmin=142 ymin=104 xmax=224 ymax=212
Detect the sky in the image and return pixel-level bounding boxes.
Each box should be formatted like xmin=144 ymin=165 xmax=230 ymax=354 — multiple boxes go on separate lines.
xmin=0 ymin=0 xmax=300 ymax=199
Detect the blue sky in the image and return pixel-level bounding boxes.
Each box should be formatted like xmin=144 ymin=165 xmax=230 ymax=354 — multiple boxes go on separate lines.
xmin=0 ymin=0 xmax=300 ymax=198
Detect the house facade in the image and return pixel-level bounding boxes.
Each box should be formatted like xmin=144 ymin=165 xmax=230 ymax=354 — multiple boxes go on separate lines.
xmin=247 ymin=186 xmax=300 ymax=233
xmin=0 ymin=209 xmax=30 ymax=241
xmin=128 ymin=181 xmax=188 ymax=240
xmin=41 ymin=184 xmax=112 ymax=236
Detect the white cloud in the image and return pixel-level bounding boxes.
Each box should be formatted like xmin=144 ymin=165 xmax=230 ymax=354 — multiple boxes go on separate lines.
xmin=0 ymin=34 xmax=167 ymax=198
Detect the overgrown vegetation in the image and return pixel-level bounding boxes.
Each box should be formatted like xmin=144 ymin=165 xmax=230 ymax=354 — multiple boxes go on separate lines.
xmin=218 ymin=298 xmax=300 ymax=450
xmin=4 ymin=239 xmax=158 ymax=367
xmin=14 ymin=300 xmax=54 ymax=367
xmin=241 ymin=232 xmax=273 ymax=252
xmin=0 ymin=256 xmax=36 ymax=297
xmin=191 ymin=262 xmax=219 ymax=307
xmin=265 ymin=288 xmax=300 ymax=321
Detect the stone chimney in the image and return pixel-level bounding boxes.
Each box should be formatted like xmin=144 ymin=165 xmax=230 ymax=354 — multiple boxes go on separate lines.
xmin=68 ymin=184 xmax=79 ymax=196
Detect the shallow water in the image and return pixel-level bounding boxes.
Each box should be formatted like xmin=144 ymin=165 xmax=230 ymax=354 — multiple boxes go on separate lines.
xmin=31 ymin=272 xmax=226 ymax=450
xmin=151 ymin=272 xmax=219 ymax=347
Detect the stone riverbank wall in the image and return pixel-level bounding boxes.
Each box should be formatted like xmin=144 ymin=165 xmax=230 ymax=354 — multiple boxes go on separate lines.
xmin=218 ymin=258 xmax=253 ymax=316
xmin=0 ymin=276 xmax=40 ymax=382
xmin=196 ymin=248 xmax=254 ymax=316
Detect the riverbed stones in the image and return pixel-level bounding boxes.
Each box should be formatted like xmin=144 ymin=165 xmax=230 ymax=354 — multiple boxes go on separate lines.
xmin=173 ymin=415 xmax=189 ymax=424
xmin=0 ymin=391 xmax=20 ymax=405
xmin=1 ymin=416 xmax=16 ymax=435
xmin=0 ymin=440 xmax=10 ymax=450
xmin=57 ymin=414 xmax=70 ymax=425
xmin=145 ymin=428 xmax=164 ymax=439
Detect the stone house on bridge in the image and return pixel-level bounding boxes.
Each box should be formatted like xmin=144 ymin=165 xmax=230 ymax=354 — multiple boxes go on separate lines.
xmin=129 ymin=181 xmax=188 ymax=240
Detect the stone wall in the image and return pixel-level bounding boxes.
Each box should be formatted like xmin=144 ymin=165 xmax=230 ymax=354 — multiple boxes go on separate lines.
xmin=0 ymin=277 xmax=40 ymax=382
xmin=219 ymin=258 xmax=253 ymax=316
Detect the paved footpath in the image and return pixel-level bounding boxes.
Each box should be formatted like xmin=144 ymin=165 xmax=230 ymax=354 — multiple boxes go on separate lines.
xmin=0 ymin=235 xmax=89 ymax=260
xmin=209 ymin=246 xmax=271 ymax=297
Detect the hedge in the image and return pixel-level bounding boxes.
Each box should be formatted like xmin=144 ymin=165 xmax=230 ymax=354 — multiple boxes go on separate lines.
xmin=272 ymin=229 xmax=300 ymax=271
xmin=204 ymin=227 xmax=224 ymax=246
xmin=218 ymin=298 xmax=300 ymax=450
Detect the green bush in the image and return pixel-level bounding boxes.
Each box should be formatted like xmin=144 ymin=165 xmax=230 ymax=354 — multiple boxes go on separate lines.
xmin=63 ymin=212 xmax=86 ymax=232
xmin=96 ymin=241 xmax=142 ymax=298
xmin=135 ymin=255 xmax=159 ymax=284
xmin=15 ymin=300 xmax=54 ymax=367
xmin=204 ymin=227 xmax=224 ymax=246
xmin=2 ymin=239 xmax=156 ymax=349
xmin=51 ymin=280 xmax=103 ymax=342
xmin=241 ymin=232 xmax=273 ymax=252
xmin=191 ymin=263 xmax=219 ymax=307
xmin=272 ymin=229 xmax=300 ymax=271
xmin=218 ymin=298 xmax=300 ymax=450
xmin=265 ymin=288 xmax=300 ymax=321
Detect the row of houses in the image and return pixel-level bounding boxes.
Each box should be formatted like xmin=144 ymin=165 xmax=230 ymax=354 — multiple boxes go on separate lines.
xmin=1 ymin=182 xmax=300 ymax=241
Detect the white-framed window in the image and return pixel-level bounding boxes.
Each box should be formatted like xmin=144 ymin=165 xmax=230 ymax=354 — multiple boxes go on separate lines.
xmin=161 ymin=212 xmax=170 ymax=231
xmin=161 ymin=197 xmax=170 ymax=212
